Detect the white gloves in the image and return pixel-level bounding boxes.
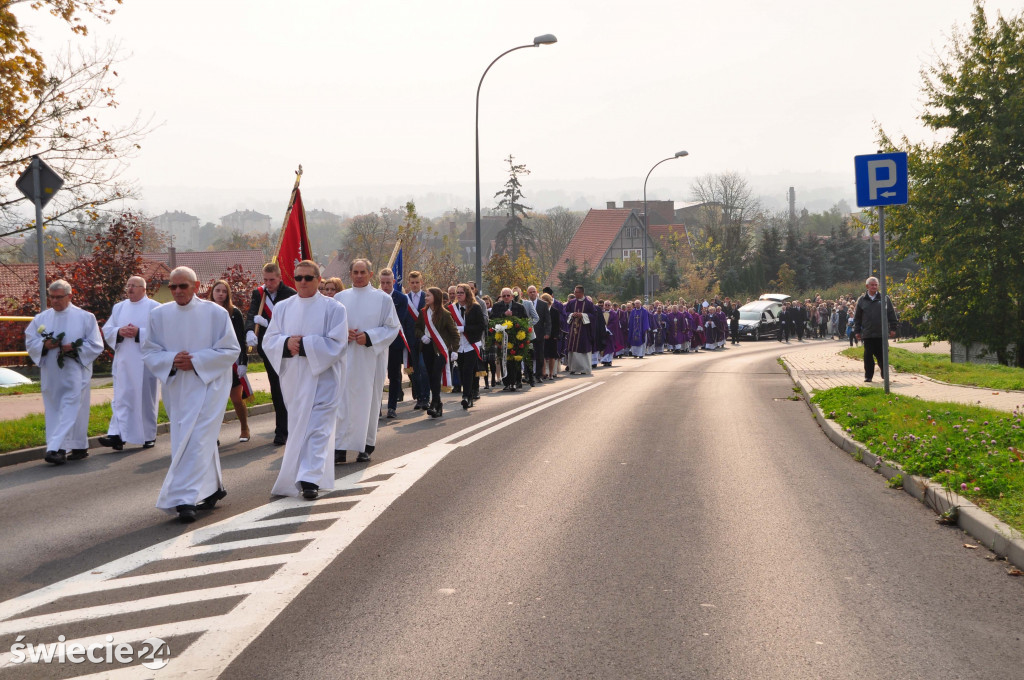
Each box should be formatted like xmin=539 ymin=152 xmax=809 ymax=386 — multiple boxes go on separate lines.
xmin=245 ymin=330 xmax=258 ymax=347
xmin=451 ymin=351 xmax=459 ymax=360
xmin=421 ymin=334 xmax=431 ymax=344
xmin=237 ymin=365 xmax=247 ymax=377
xmin=254 ymin=315 xmax=269 ymax=328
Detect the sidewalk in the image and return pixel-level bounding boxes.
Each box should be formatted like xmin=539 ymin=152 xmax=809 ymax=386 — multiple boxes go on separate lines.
xmin=0 ymin=372 xmax=273 ymax=421
xmin=782 ymin=340 xmax=1022 ymax=413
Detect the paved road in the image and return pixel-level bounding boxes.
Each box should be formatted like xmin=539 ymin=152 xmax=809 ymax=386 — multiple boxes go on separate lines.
xmin=0 ymin=341 xmax=1021 ymax=679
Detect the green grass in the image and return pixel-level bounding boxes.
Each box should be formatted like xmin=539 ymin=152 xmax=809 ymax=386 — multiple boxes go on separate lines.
xmin=842 ymin=346 xmax=1024 ymax=391
xmin=812 ymin=386 xmax=1024 ymax=532
xmin=897 ymin=336 xmax=931 ymax=344
xmin=246 ymin=360 xmax=266 ymax=374
xmin=0 ymin=391 xmax=272 ymax=454
xmin=0 ymin=383 xmax=42 ymax=396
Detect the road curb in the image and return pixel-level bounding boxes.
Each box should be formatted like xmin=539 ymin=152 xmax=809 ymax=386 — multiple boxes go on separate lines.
xmin=780 ymin=356 xmax=1024 ymax=572
xmin=0 ymin=403 xmax=276 ymax=469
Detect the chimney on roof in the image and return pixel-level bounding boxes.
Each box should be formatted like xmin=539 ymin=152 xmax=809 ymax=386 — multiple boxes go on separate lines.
xmin=606 ymin=201 xmax=616 ymax=209
xmin=169 ymin=246 xmax=177 ymax=269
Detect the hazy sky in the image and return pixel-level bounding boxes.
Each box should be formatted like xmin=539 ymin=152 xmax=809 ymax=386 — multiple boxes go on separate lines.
xmin=19 ymin=0 xmax=1020 ymax=220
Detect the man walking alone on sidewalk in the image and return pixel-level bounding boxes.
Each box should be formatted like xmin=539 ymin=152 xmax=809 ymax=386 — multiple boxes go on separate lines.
xmin=853 ymin=276 xmax=898 ymax=383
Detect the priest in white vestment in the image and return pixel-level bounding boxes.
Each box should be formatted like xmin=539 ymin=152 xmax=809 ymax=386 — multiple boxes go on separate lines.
xmin=334 ymin=258 xmax=400 ymax=463
xmin=24 ymin=279 xmax=104 ymax=465
xmin=100 ymin=276 xmax=161 ymax=450
xmin=142 ymin=266 xmax=240 ymax=523
xmin=264 ymin=261 xmax=349 ymax=499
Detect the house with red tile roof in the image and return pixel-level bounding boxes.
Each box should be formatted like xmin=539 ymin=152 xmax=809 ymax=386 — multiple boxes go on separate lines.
xmin=142 ymin=248 xmax=266 ymax=295
xmin=0 ymin=259 xmax=170 ymax=310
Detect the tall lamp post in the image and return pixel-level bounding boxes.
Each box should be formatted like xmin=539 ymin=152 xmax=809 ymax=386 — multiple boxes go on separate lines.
xmin=475 ymin=34 xmax=557 ymax=293
xmin=642 ymin=150 xmax=688 ymax=301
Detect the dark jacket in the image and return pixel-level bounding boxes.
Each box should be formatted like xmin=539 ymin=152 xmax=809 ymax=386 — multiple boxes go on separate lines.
xmin=853 ymin=292 xmax=898 ymax=339
xmin=531 ymin=297 xmax=551 ymax=338
xmin=490 ymin=299 xmax=527 ymax=321
xmin=245 ymin=283 xmax=297 ymax=348
xmin=391 ymin=289 xmax=413 ymax=349
xmin=458 ymin=302 xmax=487 ymax=344
xmin=415 ymin=306 xmax=459 ymax=353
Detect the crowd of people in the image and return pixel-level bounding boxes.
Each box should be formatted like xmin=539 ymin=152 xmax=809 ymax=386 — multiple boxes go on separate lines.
xmin=22 ymin=257 xmax=896 ymax=523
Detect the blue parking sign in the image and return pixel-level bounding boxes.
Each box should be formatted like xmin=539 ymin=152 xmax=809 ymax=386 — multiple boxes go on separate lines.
xmin=854 ymin=152 xmax=908 ymax=207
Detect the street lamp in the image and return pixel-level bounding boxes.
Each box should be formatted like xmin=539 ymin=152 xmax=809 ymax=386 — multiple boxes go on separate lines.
xmin=642 ymin=150 xmax=688 ymax=302
xmin=475 ymin=34 xmax=557 ymax=292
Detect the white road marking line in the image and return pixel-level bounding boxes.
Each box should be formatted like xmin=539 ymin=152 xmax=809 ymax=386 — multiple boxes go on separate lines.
xmin=0 ymin=583 xmax=259 ymax=636
xmin=0 ymin=380 xmax=606 ymax=677
xmin=68 ymin=555 xmax=291 ymax=594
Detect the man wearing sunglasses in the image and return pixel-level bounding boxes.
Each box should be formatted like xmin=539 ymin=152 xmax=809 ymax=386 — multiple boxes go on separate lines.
xmin=489 ymin=287 xmax=527 ymax=391
xmin=142 ymin=266 xmax=240 ymax=523
xmin=245 ymin=263 xmax=296 ymax=446
xmin=263 ymin=261 xmax=349 ymax=500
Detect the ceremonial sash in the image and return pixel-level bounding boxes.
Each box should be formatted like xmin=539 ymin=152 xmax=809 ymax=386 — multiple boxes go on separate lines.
xmin=425 ymin=309 xmax=452 ymax=390
xmin=407 ymin=294 xmax=420 ymax=322
xmin=398 ymin=327 xmax=413 ymax=374
xmin=447 ymin=303 xmax=483 ymax=362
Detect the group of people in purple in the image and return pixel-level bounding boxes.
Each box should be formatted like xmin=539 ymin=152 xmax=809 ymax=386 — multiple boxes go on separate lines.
xmin=542 ymin=288 xmax=739 ymax=378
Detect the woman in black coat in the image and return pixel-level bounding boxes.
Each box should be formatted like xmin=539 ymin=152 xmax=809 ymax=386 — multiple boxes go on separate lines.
xmin=452 ymin=283 xmax=487 ymax=409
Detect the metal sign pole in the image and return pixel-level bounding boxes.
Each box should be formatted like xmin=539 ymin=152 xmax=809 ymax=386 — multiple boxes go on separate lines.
xmin=878 ymin=205 xmax=890 ymax=394
xmin=31 ymin=158 xmax=47 ymax=311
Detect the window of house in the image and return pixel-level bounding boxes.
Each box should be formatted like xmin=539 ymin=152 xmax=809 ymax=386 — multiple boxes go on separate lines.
xmin=622 ymin=249 xmax=643 ymax=260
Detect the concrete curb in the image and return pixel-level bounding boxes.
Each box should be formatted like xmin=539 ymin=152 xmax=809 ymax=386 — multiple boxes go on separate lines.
xmin=780 ymin=356 xmax=1024 ymax=572
xmin=0 ymin=403 xmax=276 ymax=469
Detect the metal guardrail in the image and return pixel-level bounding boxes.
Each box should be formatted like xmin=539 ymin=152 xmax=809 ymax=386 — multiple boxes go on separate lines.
xmin=0 ymin=316 xmax=33 ymax=358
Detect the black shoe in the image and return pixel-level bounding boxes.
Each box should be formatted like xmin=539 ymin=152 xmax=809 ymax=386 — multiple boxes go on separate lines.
xmin=143 ymin=440 xmax=156 ymax=449
xmin=44 ymin=449 xmax=66 ymax=465
xmin=461 ymin=398 xmax=470 ymax=409
xmin=98 ymin=434 xmax=124 ymax=451
xmin=356 ymin=451 xmax=371 ymax=462
xmin=67 ymin=449 xmax=88 ymax=461
xmin=197 ymin=488 xmax=227 ymax=510
xmin=414 ymin=402 xmax=423 ymax=411
xmin=300 ymin=481 xmax=319 ymax=500
xmin=387 ymin=408 xmax=397 ymax=419
xmin=273 ymin=437 xmax=287 ymax=446
xmin=864 ymin=378 xmax=872 ymax=383
xmin=452 ymin=385 xmax=462 ymax=394
xmin=425 ymin=405 xmax=438 ymax=417
xmin=176 ymin=505 xmax=197 ymax=523
xmin=430 ymin=402 xmax=443 ymax=418
xmin=335 ymin=450 xmax=347 ymax=464
xmin=397 ymin=391 xmax=405 ymax=403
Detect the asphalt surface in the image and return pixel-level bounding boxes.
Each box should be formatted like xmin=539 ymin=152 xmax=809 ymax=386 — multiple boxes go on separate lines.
xmin=1 ymin=340 xmax=1022 ymax=679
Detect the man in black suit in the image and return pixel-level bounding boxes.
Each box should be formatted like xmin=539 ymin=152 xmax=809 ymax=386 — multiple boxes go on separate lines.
xmin=245 ymin=262 xmax=296 ymax=445
xmin=526 ymin=285 xmax=550 ymax=380
xmin=380 ymin=268 xmax=412 ymax=419
xmin=489 ymin=287 xmax=527 ymax=391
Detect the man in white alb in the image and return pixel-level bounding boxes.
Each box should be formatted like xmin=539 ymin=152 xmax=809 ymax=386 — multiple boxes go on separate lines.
xmin=264 ymin=261 xmax=349 ymax=500
xmin=99 ymin=276 xmax=161 ymax=451
xmin=142 ymin=266 xmax=240 ymax=523
xmin=24 ymin=280 xmax=104 ymax=465
xmin=334 ymin=258 xmax=400 ymax=464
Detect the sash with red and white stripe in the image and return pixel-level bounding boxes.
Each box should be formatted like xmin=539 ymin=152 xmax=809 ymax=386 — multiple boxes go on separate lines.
xmin=425 ymin=308 xmax=452 ymax=390
xmin=398 ymin=327 xmax=413 ymax=373
xmin=447 ymin=303 xmax=483 ymax=362
xmin=406 ymin=293 xmax=421 ymax=322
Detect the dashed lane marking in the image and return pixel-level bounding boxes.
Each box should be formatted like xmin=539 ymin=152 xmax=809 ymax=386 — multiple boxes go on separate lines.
xmin=0 ymin=380 xmax=604 ymax=678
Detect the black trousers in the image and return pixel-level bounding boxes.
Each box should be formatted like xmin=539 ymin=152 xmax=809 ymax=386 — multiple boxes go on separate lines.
xmin=258 ymin=343 xmax=287 ymax=439
xmin=421 ymin=344 xmax=444 ymax=404
xmin=459 ymin=351 xmax=478 ymax=399
xmin=503 ymin=358 xmax=522 ymax=387
xmin=533 ymin=338 xmax=546 ymax=374
xmin=386 ymin=343 xmax=404 ymax=410
xmin=863 ymin=337 xmax=886 ymax=381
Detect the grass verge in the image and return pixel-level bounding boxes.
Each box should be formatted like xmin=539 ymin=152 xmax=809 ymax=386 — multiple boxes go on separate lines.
xmin=812 ymin=386 xmax=1024 ymax=533
xmin=0 ymin=390 xmax=272 ymax=455
xmin=842 ymin=346 xmax=1024 ymax=391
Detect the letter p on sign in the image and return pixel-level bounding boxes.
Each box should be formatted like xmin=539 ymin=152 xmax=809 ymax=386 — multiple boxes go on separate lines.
xmin=854 ymin=152 xmax=908 ymax=207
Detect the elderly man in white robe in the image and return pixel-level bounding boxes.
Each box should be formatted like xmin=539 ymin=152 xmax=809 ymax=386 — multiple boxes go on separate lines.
xmin=24 ymin=279 xmax=104 ymax=466
xmin=98 ymin=276 xmax=161 ymax=451
xmin=142 ymin=266 xmax=240 ymax=524
xmin=334 ymin=258 xmax=400 ymax=464
xmin=264 ymin=261 xmax=349 ymax=500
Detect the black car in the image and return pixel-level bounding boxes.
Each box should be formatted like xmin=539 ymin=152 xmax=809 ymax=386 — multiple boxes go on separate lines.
xmin=736 ymin=300 xmax=784 ymax=340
